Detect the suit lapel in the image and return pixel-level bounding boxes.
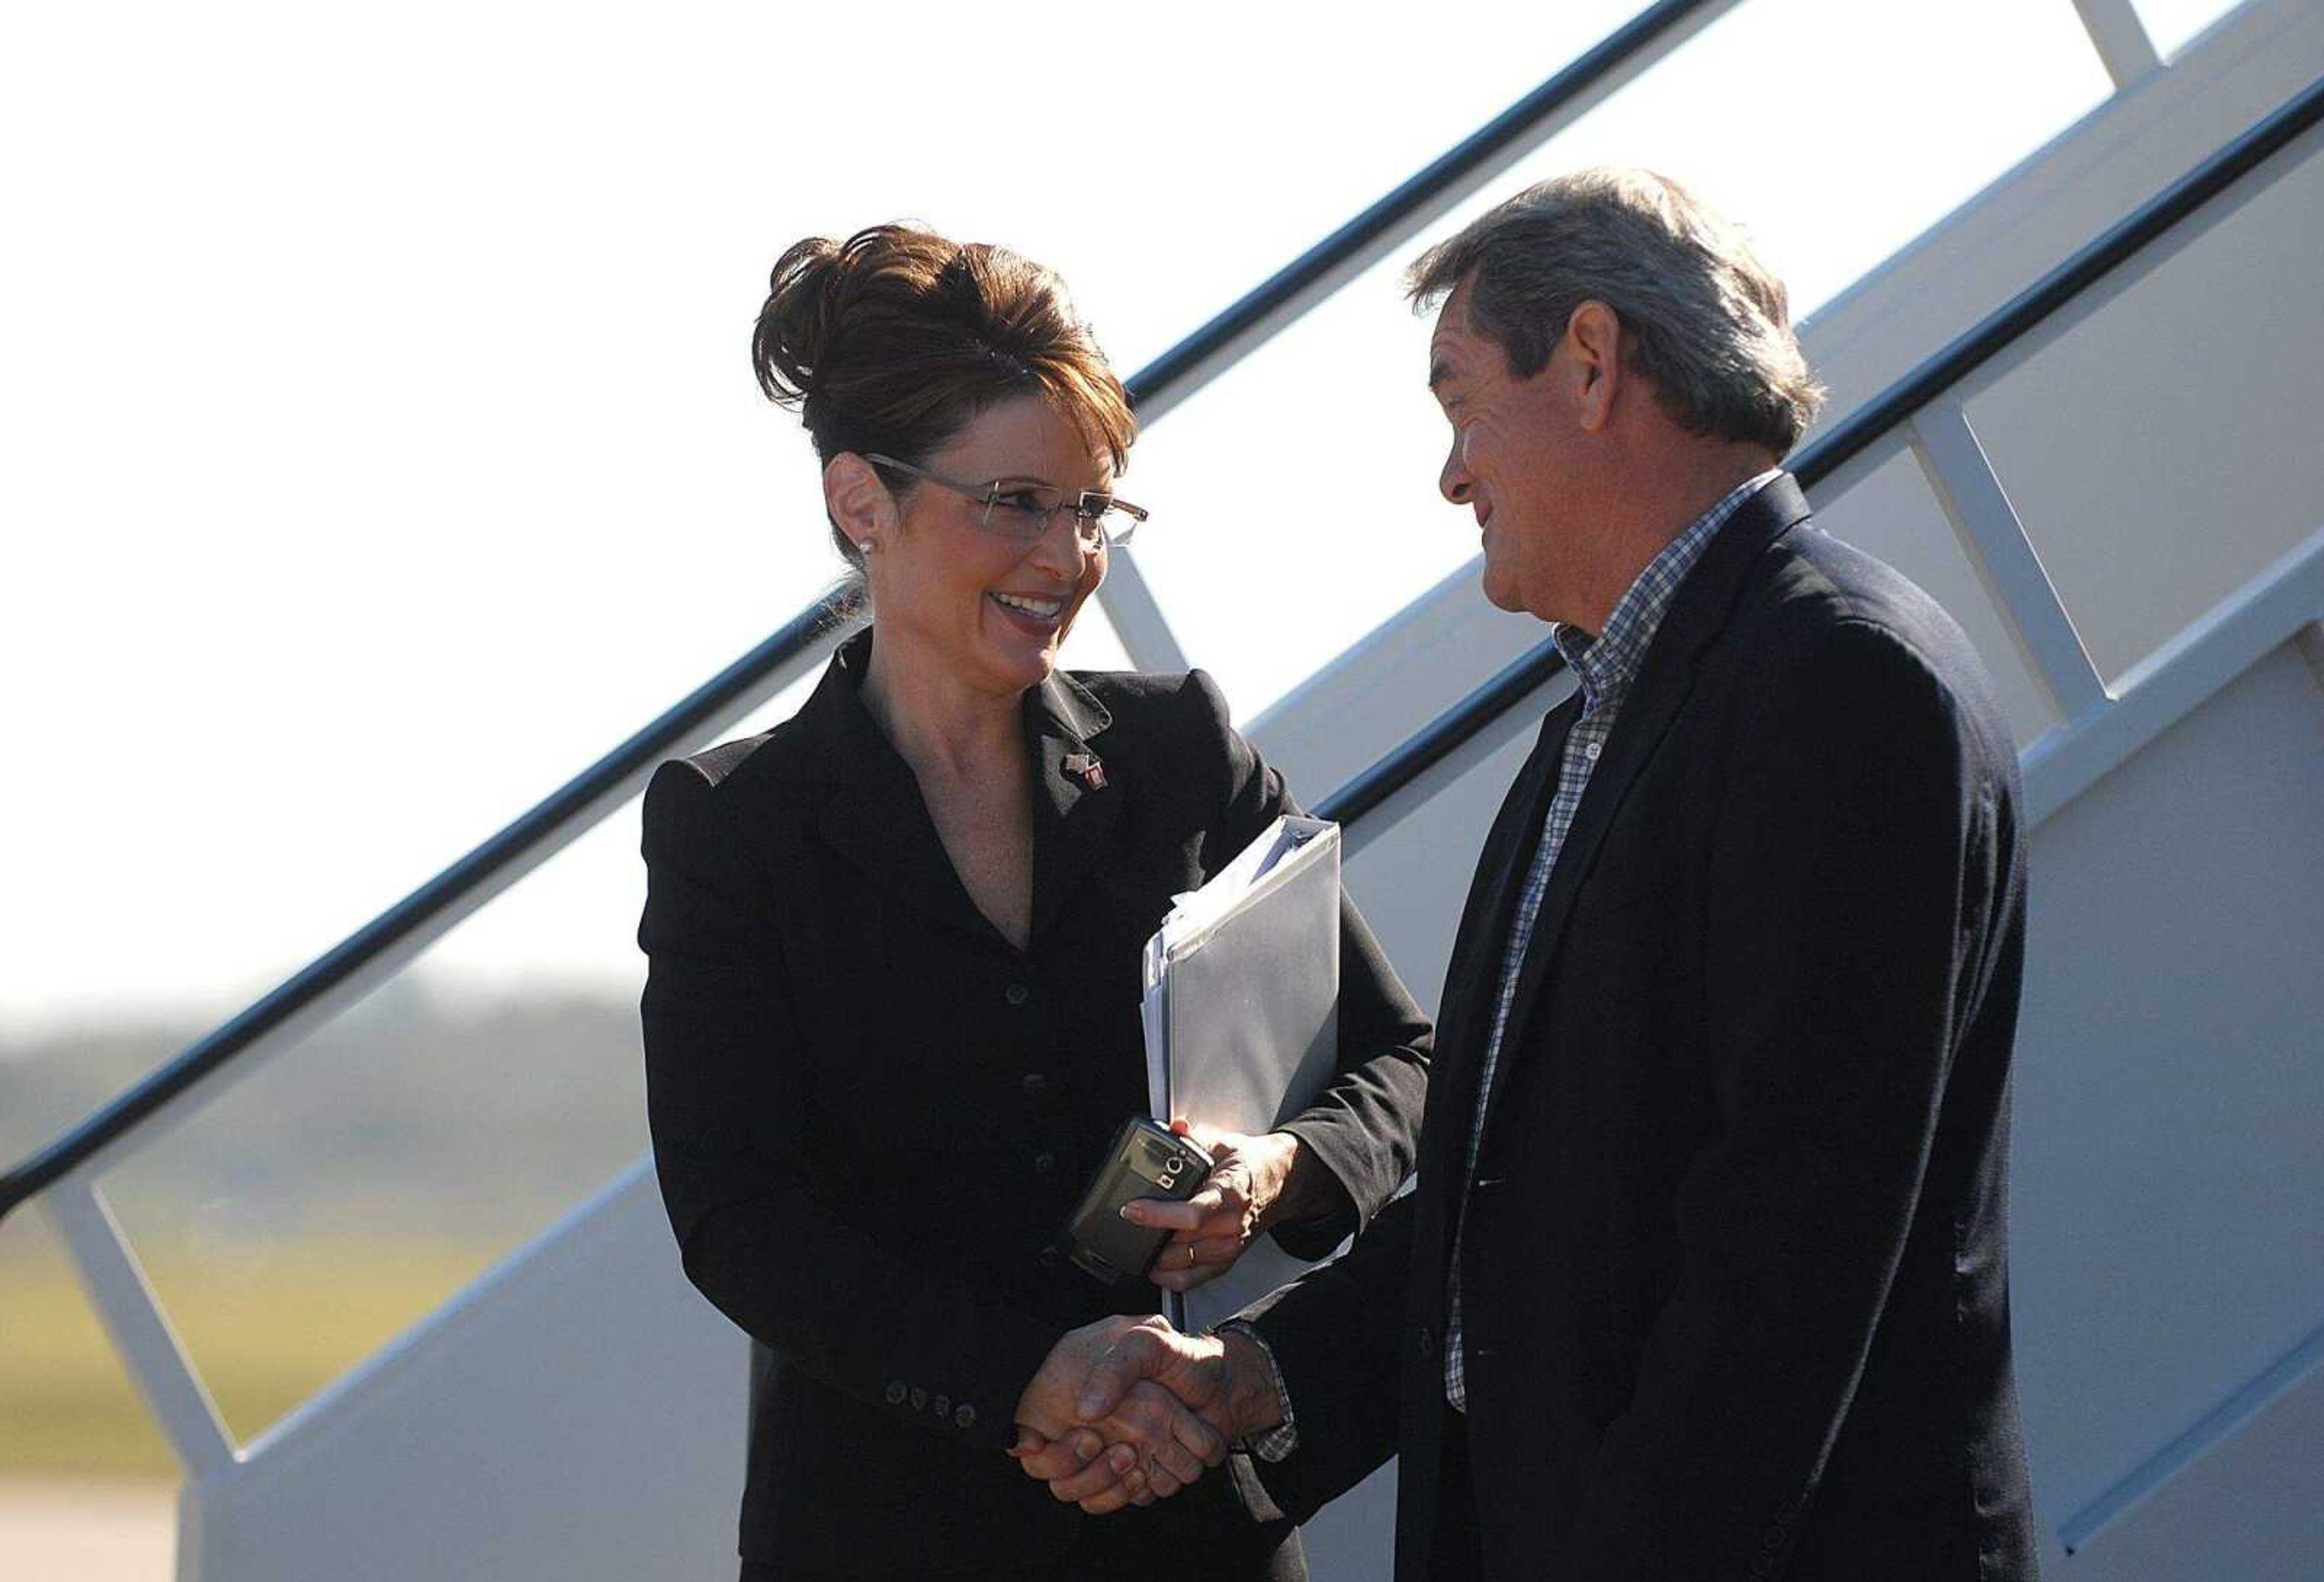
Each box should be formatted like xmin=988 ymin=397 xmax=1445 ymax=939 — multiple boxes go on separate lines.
xmin=798 ymin=632 xmax=1124 ymax=954
xmin=802 ymin=638 xmax=1006 ymax=947
xmin=1420 ymin=697 xmax=1577 ymax=1258
xmin=1475 ymin=479 xmax=1813 ymax=1135
xmin=815 ymin=780 xmax=1006 ymax=946
xmin=1433 ymin=700 xmax=1574 ymax=1098
xmin=1025 ymin=669 xmax=1119 ymax=948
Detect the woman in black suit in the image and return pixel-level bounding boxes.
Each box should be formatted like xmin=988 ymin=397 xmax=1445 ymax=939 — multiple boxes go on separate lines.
xmin=638 ymin=224 xmax=1431 ymax=1582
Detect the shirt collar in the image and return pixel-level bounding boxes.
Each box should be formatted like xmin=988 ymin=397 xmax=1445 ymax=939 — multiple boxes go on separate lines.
xmin=1553 ymin=468 xmax=1785 ymax=714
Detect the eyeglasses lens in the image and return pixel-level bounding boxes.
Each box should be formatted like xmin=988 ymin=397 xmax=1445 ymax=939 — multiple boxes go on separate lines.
xmin=981 ymin=487 xmax=1126 ymax=546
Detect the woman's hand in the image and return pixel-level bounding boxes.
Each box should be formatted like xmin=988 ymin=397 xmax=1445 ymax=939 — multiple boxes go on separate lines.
xmin=1011 ymin=1316 xmax=1229 ymax=1511
xmin=1125 ymin=1122 xmax=1319 ymax=1293
xmin=1012 ymin=1321 xmax=1281 ymax=1514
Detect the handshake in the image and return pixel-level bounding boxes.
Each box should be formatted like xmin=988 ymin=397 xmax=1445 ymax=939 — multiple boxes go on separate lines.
xmin=1005 ymin=1123 xmax=1318 ymax=1511
xmin=1007 ymin=1314 xmax=1283 ymax=1512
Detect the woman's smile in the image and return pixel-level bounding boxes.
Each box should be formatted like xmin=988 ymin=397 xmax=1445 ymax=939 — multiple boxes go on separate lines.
xmin=990 ymin=589 xmax=1069 ymax=631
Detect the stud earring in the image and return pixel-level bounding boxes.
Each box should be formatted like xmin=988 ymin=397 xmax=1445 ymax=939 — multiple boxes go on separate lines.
xmin=858 ymin=538 xmax=878 ymax=554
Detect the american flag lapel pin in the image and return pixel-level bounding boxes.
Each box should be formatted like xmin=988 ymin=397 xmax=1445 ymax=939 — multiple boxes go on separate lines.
xmin=1063 ymin=751 xmax=1107 ymax=790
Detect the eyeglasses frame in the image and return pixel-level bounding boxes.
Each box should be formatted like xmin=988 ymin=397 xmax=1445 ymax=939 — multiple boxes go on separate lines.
xmin=861 ymin=453 xmax=1146 ymax=548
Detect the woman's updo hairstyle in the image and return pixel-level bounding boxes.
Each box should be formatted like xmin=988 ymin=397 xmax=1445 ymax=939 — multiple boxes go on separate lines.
xmin=753 ymin=223 xmax=1138 ymax=576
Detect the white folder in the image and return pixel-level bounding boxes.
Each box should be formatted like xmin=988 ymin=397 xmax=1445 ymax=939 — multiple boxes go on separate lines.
xmin=1140 ymin=815 xmax=1341 ymax=1331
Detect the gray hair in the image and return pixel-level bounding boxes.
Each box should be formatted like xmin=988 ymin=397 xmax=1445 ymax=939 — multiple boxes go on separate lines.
xmin=1405 ymin=168 xmax=1825 ymax=455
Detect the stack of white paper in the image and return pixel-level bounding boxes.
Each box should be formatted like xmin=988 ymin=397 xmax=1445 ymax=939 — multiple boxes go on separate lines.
xmin=1140 ymin=815 xmax=1341 ymax=1330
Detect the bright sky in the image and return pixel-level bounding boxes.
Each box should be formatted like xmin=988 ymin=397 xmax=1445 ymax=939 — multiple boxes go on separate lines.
xmin=0 ymin=0 xmax=2233 ymax=1042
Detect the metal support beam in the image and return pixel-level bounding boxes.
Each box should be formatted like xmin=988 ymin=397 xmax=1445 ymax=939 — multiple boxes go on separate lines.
xmin=2294 ymin=619 xmax=2324 ymax=701
xmin=2072 ymin=0 xmax=2165 ymax=90
xmin=1910 ymin=398 xmax=2112 ymax=723
xmin=43 ymin=1177 xmax=238 ymax=1477
xmin=1091 ymin=553 xmax=1189 ymax=672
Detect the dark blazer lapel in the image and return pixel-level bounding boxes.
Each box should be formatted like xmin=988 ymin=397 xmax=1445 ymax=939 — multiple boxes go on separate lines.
xmin=803 ymin=635 xmax=1006 ymax=948
xmin=1430 ymin=701 xmax=1574 ymax=1116
xmin=1476 ymin=478 xmax=1814 ymax=1134
xmin=1025 ymin=668 xmax=1120 ymax=949
xmin=1419 ymin=697 xmax=1577 ymax=1257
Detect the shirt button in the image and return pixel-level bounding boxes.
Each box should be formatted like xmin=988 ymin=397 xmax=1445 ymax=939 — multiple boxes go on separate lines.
xmin=1034 ymin=1151 xmax=1056 ymax=1175
xmin=954 ymin=1404 xmax=977 ymax=1430
xmin=1584 ymin=741 xmax=1603 ymax=761
xmin=1004 ymin=983 xmax=1031 ymax=1007
xmin=885 ymin=1381 xmax=907 ymax=1406
xmin=1021 ymin=1072 xmax=1048 ymax=1097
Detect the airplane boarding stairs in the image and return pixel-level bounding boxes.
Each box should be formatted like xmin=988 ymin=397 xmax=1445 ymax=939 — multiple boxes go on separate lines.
xmin=2 ymin=2 xmax=2320 ymax=1577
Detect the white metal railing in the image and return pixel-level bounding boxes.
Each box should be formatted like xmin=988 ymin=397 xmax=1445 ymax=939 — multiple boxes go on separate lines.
xmin=2023 ymin=528 xmax=2324 ymax=827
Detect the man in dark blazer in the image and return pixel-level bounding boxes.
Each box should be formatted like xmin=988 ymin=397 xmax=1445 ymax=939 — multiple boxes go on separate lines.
xmin=1034 ymin=169 xmax=2042 ymax=1580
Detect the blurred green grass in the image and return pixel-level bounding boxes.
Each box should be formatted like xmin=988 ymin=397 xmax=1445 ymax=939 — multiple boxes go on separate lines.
xmin=0 ymin=982 xmax=651 ymax=1482
xmin=0 ymin=1221 xmax=501 ymax=1479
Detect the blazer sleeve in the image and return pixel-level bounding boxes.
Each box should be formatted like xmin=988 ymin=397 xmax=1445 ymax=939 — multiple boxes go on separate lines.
xmin=637 ymin=760 xmax=1060 ymax=1454
xmin=1559 ymin=618 xmax=2007 ymax=1577
xmin=1184 ymin=669 xmax=1435 ymax=1258
xmin=1228 ymin=1188 xmax=1417 ymax=1523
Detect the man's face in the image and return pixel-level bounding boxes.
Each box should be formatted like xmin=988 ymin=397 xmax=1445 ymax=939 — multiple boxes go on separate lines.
xmin=1427 ymin=283 xmax=1586 ymax=623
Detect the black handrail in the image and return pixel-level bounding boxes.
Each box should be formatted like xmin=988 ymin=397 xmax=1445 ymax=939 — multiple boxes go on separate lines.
xmin=1313 ymin=71 xmax=2324 ymax=834
xmin=1124 ymin=0 xmax=1730 ymax=413
xmin=1311 ymin=642 xmax=1571 ymax=828
xmin=0 ymin=1 xmax=1729 ymax=1226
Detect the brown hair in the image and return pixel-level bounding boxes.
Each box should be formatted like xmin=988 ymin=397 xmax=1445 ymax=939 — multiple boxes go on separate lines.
xmin=752 ymin=224 xmax=1137 ymax=574
xmin=1406 ymin=169 xmax=1824 ymax=455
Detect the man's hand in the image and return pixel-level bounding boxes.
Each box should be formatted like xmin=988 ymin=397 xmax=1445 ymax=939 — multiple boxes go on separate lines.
xmin=1011 ymin=1317 xmax=1228 ymax=1511
xmin=1013 ymin=1318 xmax=1286 ymax=1513
xmin=1128 ymin=1123 xmax=1321 ymax=1293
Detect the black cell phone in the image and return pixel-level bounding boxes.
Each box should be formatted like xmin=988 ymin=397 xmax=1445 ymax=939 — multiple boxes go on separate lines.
xmin=1059 ymin=1117 xmax=1213 ymax=1285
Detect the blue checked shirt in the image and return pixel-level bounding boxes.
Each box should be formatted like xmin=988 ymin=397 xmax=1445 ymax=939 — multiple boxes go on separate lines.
xmin=1232 ymin=471 xmax=1782 ymax=1462
xmin=1443 ymin=468 xmax=1781 ymax=1412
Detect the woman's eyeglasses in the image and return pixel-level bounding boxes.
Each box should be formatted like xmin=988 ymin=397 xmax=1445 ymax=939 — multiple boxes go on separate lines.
xmin=864 ymin=454 xmax=1146 ymax=548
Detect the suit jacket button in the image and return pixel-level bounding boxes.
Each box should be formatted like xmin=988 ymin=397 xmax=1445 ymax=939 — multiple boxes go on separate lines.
xmin=1021 ymin=1072 xmax=1048 ymax=1097
xmin=1005 ymin=983 xmax=1031 ymax=1006
xmin=885 ymin=1381 xmax=907 ymax=1406
xmin=954 ymin=1405 xmax=977 ymax=1429
xmin=932 ymin=1394 xmax=950 ymax=1419
xmin=1034 ymin=1151 xmax=1056 ymax=1175
xmin=910 ymin=1387 xmax=928 ymax=1411
xmin=1417 ymin=1324 xmax=1437 ymax=1361
xmin=1039 ymin=1246 xmax=1064 ymax=1269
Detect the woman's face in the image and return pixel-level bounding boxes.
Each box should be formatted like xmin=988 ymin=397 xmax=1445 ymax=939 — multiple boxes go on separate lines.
xmin=870 ymin=393 xmax=1113 ymax=698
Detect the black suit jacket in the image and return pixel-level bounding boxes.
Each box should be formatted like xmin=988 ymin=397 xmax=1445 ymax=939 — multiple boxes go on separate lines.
xmin=1239 ymin=478 xmax=2040 ymax=1581
xmin=637 ymin=630 xmax=1432 ymax=1574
